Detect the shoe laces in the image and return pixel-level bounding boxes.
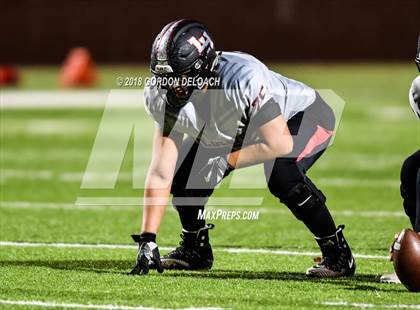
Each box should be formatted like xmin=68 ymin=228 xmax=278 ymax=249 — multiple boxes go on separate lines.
xmin=169 ymin=224 xmax=214 ymax=259
xmin=168 ymin=234 xmax=201 ymax=260
xmin=318 ymin=250 xmax=348 ymax=272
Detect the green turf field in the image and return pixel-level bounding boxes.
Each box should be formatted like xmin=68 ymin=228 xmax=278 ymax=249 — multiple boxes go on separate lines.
xmin=1 ymin=64 xmax=419 ymax=309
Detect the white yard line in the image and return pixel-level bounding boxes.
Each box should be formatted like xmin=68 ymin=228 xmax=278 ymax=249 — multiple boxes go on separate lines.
xmin=75 ymin=197 xmax=265 ymax=207
xmin=0 ymin=241 xmax=135 ymax=250
xmin=0 ymin=241 xmax=388 ymax=260
xmin=317 ymin=178 xmax=399 ymax=188
xmin=320 ymin=301 xmax=420 ymax=309
xmin=0 ymin=299 xmax=222 ymax=310
xmin=0 ymin=168 xmax=400 ymax=188
xmin=332 ymin=210 xmax=406 ymax=218
xmin=0 ymin=200 xmax=407 ymax=218
xmin=0 ymin=90 xmax=145 ymax=109
xmin=0 ymin=169 xmax=134 ymax=183
xmin=0 ymin=201 xmax=137 ymax=211
xmin=222 ymin=247 xmax=388 ymax=259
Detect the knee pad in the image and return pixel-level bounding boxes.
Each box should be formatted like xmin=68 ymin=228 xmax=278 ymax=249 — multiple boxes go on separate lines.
xmin=280 ymin=178 xmax=326 ymax=221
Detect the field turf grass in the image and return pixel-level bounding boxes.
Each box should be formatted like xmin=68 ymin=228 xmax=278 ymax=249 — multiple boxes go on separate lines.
xmin=1 ymin=64 xmax=419 ymax=309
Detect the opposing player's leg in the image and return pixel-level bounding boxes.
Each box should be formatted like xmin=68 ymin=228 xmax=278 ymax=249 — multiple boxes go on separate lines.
xmin=400 ymin=149 xmax=420 ymax=232
xmin=162 ymin=138 xmax=217 ymax=270
xmin=381 ymin=150 xmax=420 ymax=283
xmin=416 ymin=168 xmax=420 ymax=231
xmin=264 ymin=93 xmax=355 ymax=278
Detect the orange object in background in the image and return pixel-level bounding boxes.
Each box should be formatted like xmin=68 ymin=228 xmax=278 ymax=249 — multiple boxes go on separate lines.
xmin=59 ymin=47 xmax=96 ymax=87
xmin=0 ymin=65 xmax=20 ymax=86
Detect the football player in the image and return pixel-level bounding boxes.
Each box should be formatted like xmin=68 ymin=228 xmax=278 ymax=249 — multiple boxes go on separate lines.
xmin=380 ymin=36 xmax=420 ymax=283
xmin=129 ymin=19 xmax=355 ymax=277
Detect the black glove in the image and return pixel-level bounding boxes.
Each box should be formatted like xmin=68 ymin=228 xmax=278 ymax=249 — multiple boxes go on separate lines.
xmin=198 ymin=155 xmax=234 ymax=187
xmin=129 ymin=235 xmax=163 ymax=275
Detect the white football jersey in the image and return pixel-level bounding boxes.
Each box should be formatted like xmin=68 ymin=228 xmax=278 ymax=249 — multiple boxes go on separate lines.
xmin=144 ymin=52 xmax=316 ymax=149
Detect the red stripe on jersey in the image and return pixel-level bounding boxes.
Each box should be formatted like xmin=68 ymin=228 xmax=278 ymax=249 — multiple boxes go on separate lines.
xmin=296 ymin=125 xmax=333 ymax=162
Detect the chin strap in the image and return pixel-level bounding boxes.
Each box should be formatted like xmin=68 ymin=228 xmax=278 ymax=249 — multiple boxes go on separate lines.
xmin=209 ymin=51 xmax=221 ymax=73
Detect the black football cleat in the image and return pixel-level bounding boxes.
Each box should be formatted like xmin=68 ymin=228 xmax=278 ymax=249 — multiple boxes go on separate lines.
xmin=161 ymin=224 xmax=214 ymax=270
xmin=306 ymin=225 xmax=356 ymax=278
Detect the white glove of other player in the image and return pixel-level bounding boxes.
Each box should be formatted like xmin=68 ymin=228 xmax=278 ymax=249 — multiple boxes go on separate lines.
xmin=198 ymin=155 xmax=234 ymax=187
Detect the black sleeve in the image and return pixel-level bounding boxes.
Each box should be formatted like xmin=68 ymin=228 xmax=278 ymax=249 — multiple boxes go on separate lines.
xmin=161 ymin=112 xmax=178 ymax=137
xmin=250 ymin=97 xmax=282 ymax=129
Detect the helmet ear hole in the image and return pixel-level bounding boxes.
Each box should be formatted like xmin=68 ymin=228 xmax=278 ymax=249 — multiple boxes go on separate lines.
xmin=194 ymin=59 xmax=203 ymax=70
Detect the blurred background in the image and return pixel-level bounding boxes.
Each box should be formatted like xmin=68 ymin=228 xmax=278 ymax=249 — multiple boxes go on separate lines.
xmin=1 ymin=0 xmax=419 ymax=88
xmin=2 ymin=0 xmax=420 ymax=63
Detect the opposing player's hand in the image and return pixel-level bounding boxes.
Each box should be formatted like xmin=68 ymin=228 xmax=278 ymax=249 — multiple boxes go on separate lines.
xmin=388 ymin=232 xmax=400 ymax=261
xmin=198 ymin=155 xmax=234 ymax=187
xmin=129 ymin=235 xmax=163 ymax=275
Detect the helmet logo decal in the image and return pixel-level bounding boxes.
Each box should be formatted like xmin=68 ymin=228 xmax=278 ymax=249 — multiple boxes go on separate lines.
xmin=187 ymin=32 xmax=214 ymax=54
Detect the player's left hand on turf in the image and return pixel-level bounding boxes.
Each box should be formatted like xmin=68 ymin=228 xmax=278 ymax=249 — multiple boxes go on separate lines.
xmin=129 ymin=235 xmax=163 ymax=275
xmin=198 ymin=155 xmax=234 ymax=187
